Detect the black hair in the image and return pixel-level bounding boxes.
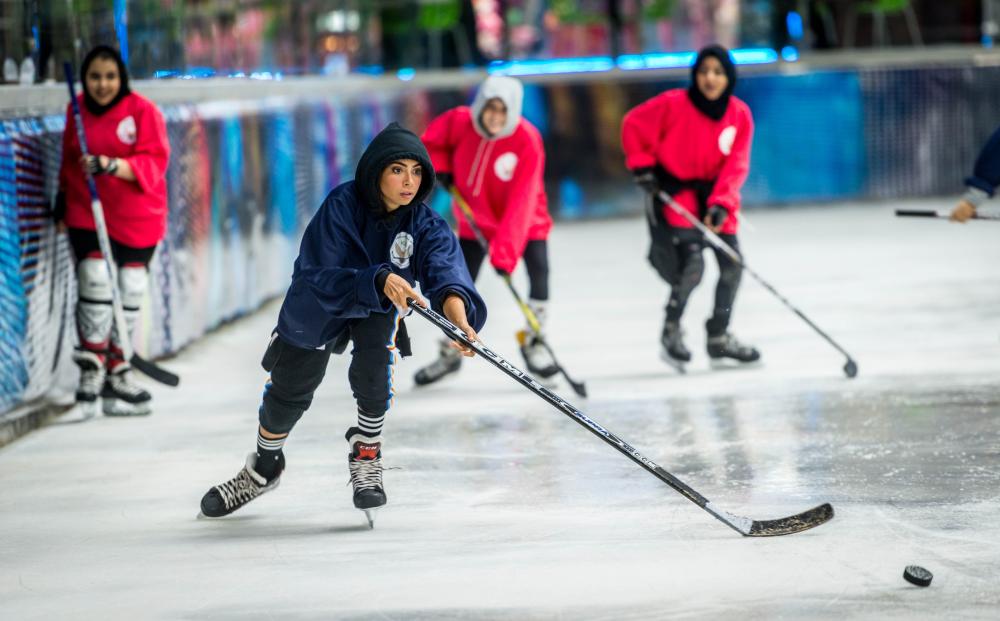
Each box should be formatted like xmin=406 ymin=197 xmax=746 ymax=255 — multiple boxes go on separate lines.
xmin=80 ymin=45 xmax=131 ymax=116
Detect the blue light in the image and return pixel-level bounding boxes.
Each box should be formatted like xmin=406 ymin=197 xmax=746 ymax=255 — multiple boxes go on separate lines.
xmin=397 ymin=67 xmax=416 ymax=81
xmin=786 ymin=11 xmax=804 ymax=40
xmin=618 ymin=51 xmax=696 ymax=70
xmin=730 ymin=48 xmax=779 ymax=65
xmin=781 ymin=46 xmax=800 ymax=62
xmin=355 ymin=65 xmax=385 ymax=76
xmin=488 ymin=56 xmax=616 ymax=76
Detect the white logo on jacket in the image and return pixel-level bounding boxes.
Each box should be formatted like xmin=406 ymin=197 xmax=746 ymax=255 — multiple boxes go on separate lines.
xmin=718 ymin=126 xmax=737 ymax=156
xmin=117 ymin=116 xmax=137 ymax=145
xmin=391 ymin=232 xmax=414 ymax=269
xmin=493 ymin=152 xmax=519 ymax=182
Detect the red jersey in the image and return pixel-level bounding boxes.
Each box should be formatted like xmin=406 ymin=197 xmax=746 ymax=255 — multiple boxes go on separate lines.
xmin=621 ymin=88 xmax=753 ymax=235
xmin=60 ymin=92 xmax=171 ymax=248
xmin=422 ymin=106 xmax=552 ymax=274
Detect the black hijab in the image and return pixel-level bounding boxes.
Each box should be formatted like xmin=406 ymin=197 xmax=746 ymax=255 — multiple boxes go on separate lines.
xmin=354 ymin=122 xmax=436 ymax=221
xmin=80 ymin=45 xmax=131 ymax=116
xmin=687 ymin=45 xmax=737 ymax=121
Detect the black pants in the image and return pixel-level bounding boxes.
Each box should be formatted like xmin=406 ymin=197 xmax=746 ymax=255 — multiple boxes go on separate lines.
xmin=258 ymin=311 xmax=399 ymax=435
xmin=67 ymin=227 xmax=157 ymax=266
xmin=664 ymin=228 xmax=743 ymax=336
xmin=459 ymin=238 xmax=549 ymax=301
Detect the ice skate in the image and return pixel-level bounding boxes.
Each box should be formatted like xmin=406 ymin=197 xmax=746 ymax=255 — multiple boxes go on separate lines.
xmin=101 ymin=367 xmax=152 ymax=416
xmin=72 ymin=350 xmax=106 ymax=420
xmin=517 ymin=329 xmax=558 ymax=378
xmin=346 ymin=427 xmax=385 ymax=528
xmin=414 ymin=339 xmax=462 ymax=386
xmin=198 ymin=452 xmax=283 ymax=518
xmin=707 ymin=332 xmax=761 ymax=369
xmin=660 ymin=322 xmax=690 ymax=373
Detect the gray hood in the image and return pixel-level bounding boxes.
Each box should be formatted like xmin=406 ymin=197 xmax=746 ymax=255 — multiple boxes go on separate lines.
xmin=470 ymin=76 xmax=524 ymax=139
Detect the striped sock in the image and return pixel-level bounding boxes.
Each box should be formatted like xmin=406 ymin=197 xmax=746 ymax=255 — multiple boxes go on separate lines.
xmin=255 ymin=429 xmax=287 ymax=480
xmin=357 ymin=408 xmax=385 ymax=438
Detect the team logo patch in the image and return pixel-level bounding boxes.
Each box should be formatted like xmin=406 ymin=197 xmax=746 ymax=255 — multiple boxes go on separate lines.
xmin=117 ymin=116 xmax=137 ymax=145
xmin=493 ymin=151 xmax=519 ymax=182
xmin=718 ymin=126 xmax=737 ymax=156
xmin=390 ymin=232 xmax=414 ymax=269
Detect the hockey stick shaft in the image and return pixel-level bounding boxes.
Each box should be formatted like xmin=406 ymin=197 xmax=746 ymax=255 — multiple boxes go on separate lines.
xmin=895 ymin=208 xmax=1000 ymax=221
xmin=657 ymin=191 xmax=858 ymax=378
xmin=449 ymin=188 xmax=587 ymax=397
xmin=408 ymin=299 xmax=832 ymax=536
xmin=64 ymin=62 xmax=179 ymax=387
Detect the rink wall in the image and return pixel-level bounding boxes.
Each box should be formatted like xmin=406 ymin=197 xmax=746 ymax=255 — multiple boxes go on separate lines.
xmin=2 ymin=54 xmax=999 ymax=436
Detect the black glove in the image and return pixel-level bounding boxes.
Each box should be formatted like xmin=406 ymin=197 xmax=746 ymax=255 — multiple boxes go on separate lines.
xmin=435 ymin=171 xmax=453 ymax=191
xmin=493 ymin=266 xmax=509 ymax=278
xmin=52 ymin=191 xmax=66 ymax=223
xmin=632 ymin=167 xmax=659 ymax=196
xmin=84 ymin=155 xmax=118 ymax=176
xmin=707 ymin=205 xmax=728 ymax=228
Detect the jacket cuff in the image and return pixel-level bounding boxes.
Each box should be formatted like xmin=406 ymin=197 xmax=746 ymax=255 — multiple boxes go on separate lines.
xmin=357 ymin=263 xmax=393 ymax=312
xmin=963 ymin=185 xmax=991 ymax=208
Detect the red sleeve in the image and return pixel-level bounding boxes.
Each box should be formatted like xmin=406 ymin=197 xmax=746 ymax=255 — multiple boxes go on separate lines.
xmin=124 ymin=100 xmax=170 ymax=195
xmin=490 ymin=129 xmax=543 ymax=274
xmin=707 ymin=106 xmax=754 ymax=214
xmin=621 ymin=92 xmax=669 ymax=171
xmin=421 ymin=108 xmax=459 ymax=174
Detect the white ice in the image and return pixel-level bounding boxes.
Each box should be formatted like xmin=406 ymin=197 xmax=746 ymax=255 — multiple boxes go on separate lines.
xmin=2 ymin=199 xmax=999 ymax=619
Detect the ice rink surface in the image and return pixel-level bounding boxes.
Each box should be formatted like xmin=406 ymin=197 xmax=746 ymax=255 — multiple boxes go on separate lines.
xmin=2 ymin=199 xmax=999 ymax=620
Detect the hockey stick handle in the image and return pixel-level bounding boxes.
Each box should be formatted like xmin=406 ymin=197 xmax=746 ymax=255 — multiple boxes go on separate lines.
xmin=448 ymin=187 xmax=586 ymax=396
xmin=64 ymin=62 xmax=179 ymax=387
xmin=895 ymin=208 xmax=1000 ymax=221
xmin=409 ymin=299 xmax=834 ymax=537
xmin=656 ymin=191 xmax=859 ymax=378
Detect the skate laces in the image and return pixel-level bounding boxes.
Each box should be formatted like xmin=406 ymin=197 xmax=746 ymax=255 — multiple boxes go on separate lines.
xmin=348 ymin=456 xmax=384 ymax=491
xmin=216 ymin=467 xmax=263 ymax=510
xmin=107 ymin=372 xmax=147 ymax=398
xmin=78 ymin=366 xmax=106 ymax=395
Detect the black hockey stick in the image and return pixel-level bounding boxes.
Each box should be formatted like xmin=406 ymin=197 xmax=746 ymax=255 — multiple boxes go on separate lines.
xmin=449 ymin=188 xmax=586 ymax=397
xmin=895 ymin=208 xmax=1000 ymax=222
xmin=657 ymin=191 xmax=858 ymax=379
xmin=64 ymin=62 xmax=179 ymax=387
xmin=408 ymin=299 xmax=833 ymax=536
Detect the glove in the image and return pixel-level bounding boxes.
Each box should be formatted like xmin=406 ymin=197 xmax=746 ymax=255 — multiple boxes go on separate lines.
xmin=632 ymin=167 xmax=659 ymax=196
xmin=84 ymin=155 xmax=118 ymax=176
xmin=435 ymin=171 xmax=453 ymax=191
xmin=493 ymin=265 xmax=510 ymax=278
xmin=52 ymin=191 xmax=66 ymax=223
xmin=707 ymin=205 xmax=728 ymax=228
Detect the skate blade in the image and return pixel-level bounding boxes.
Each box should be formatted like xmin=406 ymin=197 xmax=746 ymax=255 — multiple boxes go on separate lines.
xmin=659 ymin=350 xmax=688 ymax=374
xmin=60 ymin=402 xmax=100 ymax=424
xmin=102 ymin=400 xmax=152 ymax=417
xmin=362 ymin=508 xmax=378 ymax=529
xmin=709 ymin=358 xmax=763 ymax=371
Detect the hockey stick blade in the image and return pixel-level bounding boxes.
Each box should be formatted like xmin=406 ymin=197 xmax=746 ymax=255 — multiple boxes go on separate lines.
xmin=409 ymin=299 xmax=833 ymax=537
xmin=747 ymin=503 xmax=834 ymax=537
xmin=895 ymin=209 xmax=1000 ymax=221
xmin=130 ymin=354 xmax=180 ymax=386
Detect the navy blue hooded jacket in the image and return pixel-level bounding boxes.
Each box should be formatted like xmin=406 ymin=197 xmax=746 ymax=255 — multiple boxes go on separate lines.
xmin=965 ymin=124 xmax=1000 ymax=202
xmin=276 ymin=123 xmax=486 ymax=350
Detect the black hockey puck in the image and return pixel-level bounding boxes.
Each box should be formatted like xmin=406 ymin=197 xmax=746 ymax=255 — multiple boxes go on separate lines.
xmin=903 ymin=565 xmax=933 ymax=587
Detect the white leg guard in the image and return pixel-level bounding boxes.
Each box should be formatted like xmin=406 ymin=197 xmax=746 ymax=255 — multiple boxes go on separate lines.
xmin=75 ymin=258 xmax=113 ymax=352
xmin=111 ymin=264 xmax=149 ymax=355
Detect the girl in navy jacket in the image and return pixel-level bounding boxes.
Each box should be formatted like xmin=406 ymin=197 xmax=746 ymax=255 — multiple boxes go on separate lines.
xmin=952 ymin=125 xmax=1000 ymax=222
xmin=199 ymin=123 xmax=487 ymax=523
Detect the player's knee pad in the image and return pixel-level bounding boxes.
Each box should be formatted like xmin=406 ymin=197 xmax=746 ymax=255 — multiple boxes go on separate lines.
xmin=718 ymin=261 xmax=742 ymax=288
xmin=118 ymin=264 xmax=149 ymax=313
xmin=679 ymin=251 xmax=705 ymax=291
xmin=76 ymin=258 xmax=113 ymax=345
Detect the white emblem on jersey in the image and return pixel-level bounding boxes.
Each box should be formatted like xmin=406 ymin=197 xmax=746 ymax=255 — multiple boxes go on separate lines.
xmin=718 ymin=126 xmax=737 ymax=156
xmin=390 ymin=232 xmax=414 ymax=269
xmin=493 ymin=151 xmax=519 ymax=182
xmin=117 ymin=115 xmax=137 ymax=145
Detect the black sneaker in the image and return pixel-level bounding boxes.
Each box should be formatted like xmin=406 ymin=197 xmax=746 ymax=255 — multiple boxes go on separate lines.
xmin=346 ymin=427 xmax=385 ymax=527
xmin=414 ymin=340 xmax=462 ymax=386
xmin=706 ymin=332 xmax=761 ymax=364
xmin=199 ymin=453 xmax=283 ymax=518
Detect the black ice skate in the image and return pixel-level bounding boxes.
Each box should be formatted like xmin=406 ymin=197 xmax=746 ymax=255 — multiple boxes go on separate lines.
xmin=199 ymin=452 xmax=283 ymax=518
xmin=101 ymin=367 xmax=152 ymax=416
xmin=517 ymin=330 xmax=558 ymax=378
xmin=413 ymin=339 xmax=462 ymax=386
xmin=73 ymin=350 xmax=106 ymax=419
xmin=706 ymin=332 xmax=761 ymax=367
xmin=346 ymin=427 xmax=385 ymax=528
xmin=660 ymin=322 xmax=691 ymax=373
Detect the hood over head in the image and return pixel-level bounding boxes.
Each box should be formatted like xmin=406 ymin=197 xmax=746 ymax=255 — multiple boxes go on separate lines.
xmin=470 ymin=75 xmax=524 ymax=139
